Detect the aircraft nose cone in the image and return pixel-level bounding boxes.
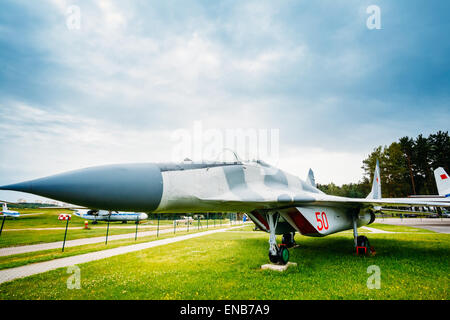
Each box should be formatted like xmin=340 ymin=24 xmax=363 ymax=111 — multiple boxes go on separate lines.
xmin=140 ymin=213 xmax=149 ymax=220
xmin=0 ymin=164 xmax=163 ymax=212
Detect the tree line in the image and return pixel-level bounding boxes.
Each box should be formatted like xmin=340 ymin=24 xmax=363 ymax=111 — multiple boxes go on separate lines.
xmin=317 ymin=131 xmax=450 ymax=198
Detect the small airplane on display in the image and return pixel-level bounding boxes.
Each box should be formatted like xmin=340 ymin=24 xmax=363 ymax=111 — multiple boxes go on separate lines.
xmin=0 ymin=202 xmax=20 ymax=218
xmin=176 ymin=216 xmax=194 ymax=225
xmin=1 ymin=155 xmax=449 ymax=264
xmin=0 ymin=202 xmax=20 ymax=236
xmin=73 ymin=209 xmax=148 ymax=224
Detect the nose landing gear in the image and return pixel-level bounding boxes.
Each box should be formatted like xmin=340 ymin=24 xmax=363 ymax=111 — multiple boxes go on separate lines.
xmin=267 ymin=213 xmax=290 ymax=265
xmin=269 ymin=244 xmax=290 ymax=265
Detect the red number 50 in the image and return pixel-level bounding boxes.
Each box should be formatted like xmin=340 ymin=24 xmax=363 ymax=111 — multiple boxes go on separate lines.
xmin=315 ymin=211 xmax=329 ymax=231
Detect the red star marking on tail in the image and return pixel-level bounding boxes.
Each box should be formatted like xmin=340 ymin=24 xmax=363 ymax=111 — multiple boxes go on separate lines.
xmin=441 ymin=174 xmax=448 ymax=180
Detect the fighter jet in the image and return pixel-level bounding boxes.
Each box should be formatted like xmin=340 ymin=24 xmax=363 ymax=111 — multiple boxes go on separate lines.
xmin=1 ymin=158 xmax=449 ymax=264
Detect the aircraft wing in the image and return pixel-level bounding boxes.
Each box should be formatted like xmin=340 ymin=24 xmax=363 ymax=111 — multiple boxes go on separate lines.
xmin=38 ymin=205 xmax=88 ymax=210
xmin=0 ymin=200 xmax=86 ymax=210
xmin=0 ymin=200 xmax=17 ymax=205
xmin=309 ymin=195 xmax=450 ymax=208
xmin=197 ymin=192 xmax=450 ymax=211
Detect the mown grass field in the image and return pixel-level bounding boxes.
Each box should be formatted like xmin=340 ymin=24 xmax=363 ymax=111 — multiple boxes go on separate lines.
xmin=0 ymin=224 xmax=236 ymax=270
xmin=0 ymin=223 xmax=448 ymax=300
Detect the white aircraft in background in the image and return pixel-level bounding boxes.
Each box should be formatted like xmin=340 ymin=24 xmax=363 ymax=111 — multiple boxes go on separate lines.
xmin=0 ymin=202 xmax=20 ymax=218
xmin=381 ymin=166 xmax=450 ymax=216
xmin=175 ymin=216 xmax=194 ymax=225
xmin=434 ymin=167 xmax=450 ymax=198
xmin=399 ymin=167 xmax=450 ymax=202
xmin=74 ymin=209 xmax=148 ymax=224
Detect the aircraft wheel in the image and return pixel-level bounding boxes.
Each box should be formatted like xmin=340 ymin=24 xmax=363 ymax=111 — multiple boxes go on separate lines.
xmin=269 ymin=251 xmax=279 ymax=264
xmin=356 ymin=235 xmax=371 ymax=255
xmin=278 ymin=245 xmax=289 ymax=265
xmin=92 ymin=221 xmax=98 ymax=225
xmin=282 ymin=233 xmax=295 ymax=248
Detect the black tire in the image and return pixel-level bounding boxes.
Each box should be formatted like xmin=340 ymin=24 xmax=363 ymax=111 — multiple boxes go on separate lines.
xmin=282 ymin=233 xmax=295 ymax=248
xmin=269 ymin=252 xmax=279 ymax=264
xmin=356 ymin=235 xmax=370 ymax=255
xmin=278 ymin=246 xmax=289 ymax=265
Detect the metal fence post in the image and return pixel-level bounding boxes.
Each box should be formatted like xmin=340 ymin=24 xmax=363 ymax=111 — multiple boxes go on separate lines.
xmin=157 ymin=213 xmax=160 ymax=237
xmin=0 ymin=215 xmax=6 ymax=237
xmin=105 ymin=214 xmax=111 ymax=245
xmin=62 ymin=217 xmax=70 ymax=252
xmin=135 ymin=216 xmax=139 ymax=241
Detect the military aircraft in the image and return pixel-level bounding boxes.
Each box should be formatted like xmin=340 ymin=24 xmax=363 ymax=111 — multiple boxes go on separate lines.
xmin=1 ymin=157 xmax=449 ymax=264
xmin=73 ymin=209 xmax=148 ymax=224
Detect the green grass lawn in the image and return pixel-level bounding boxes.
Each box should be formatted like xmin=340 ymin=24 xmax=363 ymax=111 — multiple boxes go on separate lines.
xmin=0 ymin=224 xmax=234 ymax=270
xmin=0 ymin=226 xmax=156 ymax=248
xmin=0 ymin=224 xmax=448 ymax=300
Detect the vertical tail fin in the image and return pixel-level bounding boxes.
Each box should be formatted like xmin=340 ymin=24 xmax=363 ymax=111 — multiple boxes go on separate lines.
xmin=367 ymin=159 xmax=381 ymax=200
xmin=306 ymin=168 xmax=316 ymax=187
xmin=1 ymin=202 xmax=7 ymax=212
xmin=434 ymin=167 xmax=450 ymax=197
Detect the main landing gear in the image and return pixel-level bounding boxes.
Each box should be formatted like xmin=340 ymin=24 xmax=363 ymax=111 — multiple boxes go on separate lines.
xmin=353 ymin=214 xmax=374 ymax=256
xmin=267 ymin=213 xmax=291 ymax=265
xmin=282 ymin=232 xmax=296 ymax=248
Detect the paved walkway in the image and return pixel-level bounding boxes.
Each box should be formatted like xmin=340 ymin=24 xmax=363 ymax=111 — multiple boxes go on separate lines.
xmin=0 ymin=225 xmax=247 ymax=284
xmin=3 ymin=225 xmax=164 ymax=231
xmin=0 ymin=223 xmax=244 ymax=257
xmin=376 ymin=218 xmax=450 ymax=234
xmin=361 ymin=226 xmax=393 ymax=234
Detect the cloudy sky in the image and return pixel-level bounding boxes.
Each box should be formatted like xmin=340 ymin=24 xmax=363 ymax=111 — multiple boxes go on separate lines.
xmin=0 ymin=0 xmax=449 ymax=202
